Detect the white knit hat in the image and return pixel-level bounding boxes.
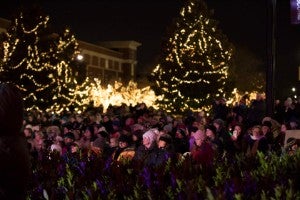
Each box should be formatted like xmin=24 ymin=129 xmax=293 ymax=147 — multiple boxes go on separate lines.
xmin=143 ymin=129 xmax=157 ymax=145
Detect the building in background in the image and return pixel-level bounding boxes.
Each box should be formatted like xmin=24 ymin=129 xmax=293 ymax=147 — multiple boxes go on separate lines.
xmin=0 ymin=18 xmax=10 ymax=33
xmin=80 ymin=40 xmax=141 ymax=85
xmin=0 ymin=17 xmax=141 ymax=85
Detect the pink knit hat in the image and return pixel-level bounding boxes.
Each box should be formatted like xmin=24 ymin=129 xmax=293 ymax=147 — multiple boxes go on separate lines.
xmin=192 ymin=130 xmax=206 ymax=140
xmin=143 ymin=129 xmax=157 ymax=144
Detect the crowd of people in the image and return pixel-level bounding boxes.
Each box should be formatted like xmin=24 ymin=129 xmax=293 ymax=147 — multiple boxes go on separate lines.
xmin=22 ymin=93 xmax=300 ymax=172
xmin=1 ymin=81 xmax=300 ymax=199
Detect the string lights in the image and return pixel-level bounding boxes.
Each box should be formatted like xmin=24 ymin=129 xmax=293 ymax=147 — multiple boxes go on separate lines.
xmin=150 ymin=0 xmax=234 ymax=113
xmin=0 ymin=11 xmax=81 ymax=110
xmin=0 ymin=10 xmax=164 ymax=114
xmin=71 ymin=78 xmax=161 ymax=113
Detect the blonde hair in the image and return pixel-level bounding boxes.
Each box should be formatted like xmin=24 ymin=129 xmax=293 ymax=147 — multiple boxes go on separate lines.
xmin=251 ymin=125 xmax=262 ymax=136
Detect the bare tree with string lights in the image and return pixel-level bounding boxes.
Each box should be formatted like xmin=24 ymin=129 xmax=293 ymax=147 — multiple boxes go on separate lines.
xmin=0 ymin=7 xmax=86 ymax=111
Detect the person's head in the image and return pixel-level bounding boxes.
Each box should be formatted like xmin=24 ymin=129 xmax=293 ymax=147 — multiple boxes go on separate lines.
xmin=84 ymin=126 xmax=94 ymax=139
xmin=137 ymin=116 xmax=145 ymax=124
xmin=233 ymin=124 xmax=243 ymax=135
xmin=205 ymin=124 xmax=216 ymax=139
xmin=109 ymin=137 xmax=119 ymax=148
xmin=193 ymin=129 xmax=206 ymax=147
xmin=23 ymin=128 xmax=33 ymax=138
xmin=76 ymin=114 xmax=83 ymax=123
xmin=94 ymin=112 xmax=102 ymax=123
xmin=92 ymin=137 xmax=106 ymax=153
xmin=286 ymin=137 xmax=298 ymax=152
xmin=64 ymin=132 xmax=75 ymax=145
xmin=261 ymin=121 xmax=272 ymax=135
xmin=281 ymin=123 xmax=290 ymax=132
xmin=213 ymin=119 xmax=224 ymax=131
xmin=70 ymin=142 xmax=80 ymax=153
xmin=289 ymin=120 xmax=299 ymax=129
xmin=285 ymin=97 xmax=293 ymax=107
xmin=251 ymin=125 xmax=262 ymax=138
xmin=232 ymin=124 xmax=243 ymax=140
xmin=118 ymin=134 xmax=132 ymax=149
xmin=103 ymin=115 xmax=110 ymax=122
xmin=132 ymin=129 xmax=143 ymax=147
xmin=158 ymin=134 xmax=172 ymax=149
xmin=112 ymin=119 xmax=121 ymax=131
xmin=88 ymin=111 xmax=96 ymax=123
xmin=0 ymin=83 xmax=24 ymax=135
xmin=125 ymin=117 xmax=135 ymax=127
xmin=192 ymin=121 xmax=200 ymax=128
xmin=27 ymin=115 xmax=34 ymax=123
xmin=175 ymin=128 xmax=186 ymax=139
xmin=143 ymin=129 xmax=157 ymax=148
xmin=46 ymin=125 xmax=61 ymax=139
xmin=34 ymin=131 xmax=44 ymax=140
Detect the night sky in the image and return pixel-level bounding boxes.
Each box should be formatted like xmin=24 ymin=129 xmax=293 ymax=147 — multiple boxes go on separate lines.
xmin=1 ymin=0 xmax=300 ymax=99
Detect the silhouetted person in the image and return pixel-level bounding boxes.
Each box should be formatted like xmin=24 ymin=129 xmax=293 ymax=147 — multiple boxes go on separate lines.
xmin=247 ymin=93 xmax=266 ymax=128
xmin=0 ymin=83 xmax=30 ymax=200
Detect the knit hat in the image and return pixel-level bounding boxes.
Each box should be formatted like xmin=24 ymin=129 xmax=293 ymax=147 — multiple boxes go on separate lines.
xmin=192 ymin=130 xmax=206 ymax=141
xmin=143 ymin=129 xmax=157 ymax=145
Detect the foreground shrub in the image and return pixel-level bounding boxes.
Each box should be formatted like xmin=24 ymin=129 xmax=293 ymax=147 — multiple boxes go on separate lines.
xmin=26 ymin=150 xmax=300 ymax=200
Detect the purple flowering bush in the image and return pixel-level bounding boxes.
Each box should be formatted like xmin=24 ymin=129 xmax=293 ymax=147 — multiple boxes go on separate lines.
xmin=26 ymin=150 xmax=300 ymax=199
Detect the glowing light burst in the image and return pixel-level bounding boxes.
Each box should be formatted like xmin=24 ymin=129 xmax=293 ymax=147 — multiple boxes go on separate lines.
xmin=72 ymin=78 xmax=162 ymax=113
xmin=227 ymin=88 xmax=265 ymax=106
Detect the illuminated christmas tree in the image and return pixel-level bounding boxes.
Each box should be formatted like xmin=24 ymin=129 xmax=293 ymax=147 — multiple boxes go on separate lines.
xmin=0 ymin=7 xmax=85 ymax=110
xmin=150 ymin=0 xmax=234 ymax=113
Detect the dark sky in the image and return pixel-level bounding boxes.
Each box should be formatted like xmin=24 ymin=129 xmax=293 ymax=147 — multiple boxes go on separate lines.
xmin=0 ymin=0 xmax=184 ymax=75
xmin=1 ymin=0 xmax=300 ymax=99
xmin=41 ymin=0 xmax=184 ymax=72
